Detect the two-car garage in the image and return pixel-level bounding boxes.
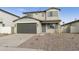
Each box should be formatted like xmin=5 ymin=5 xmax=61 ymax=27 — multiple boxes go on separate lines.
xmin=17 ymin=23 xmax=37 ymax=33
xmin=13 ymin=16 xmax=42 ymax=34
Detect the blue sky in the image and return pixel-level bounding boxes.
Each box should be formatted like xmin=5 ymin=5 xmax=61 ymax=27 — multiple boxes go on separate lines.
xmin=0 ymin=7 xmax=79 ymax=23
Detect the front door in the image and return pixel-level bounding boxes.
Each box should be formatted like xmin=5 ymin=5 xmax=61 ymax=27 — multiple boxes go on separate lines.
xmin=42 ymin=24 xmax=46 ymax=32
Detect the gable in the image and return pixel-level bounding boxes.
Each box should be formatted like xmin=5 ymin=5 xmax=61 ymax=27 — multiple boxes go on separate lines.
xmin=14 ymin=17 xmax=39 ymax=23
xmin=13 ymin=16 xmax=41 ymax=22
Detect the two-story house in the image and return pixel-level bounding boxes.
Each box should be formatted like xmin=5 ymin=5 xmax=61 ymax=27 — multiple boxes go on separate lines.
xmin=13 ymin=7 xmax=61 ymax=34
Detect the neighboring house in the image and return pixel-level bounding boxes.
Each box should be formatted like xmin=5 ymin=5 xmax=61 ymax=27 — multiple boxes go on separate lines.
xmin=0 ymin=9 xmax=20 ymax=34
xmin=13 ymin=7 xmax=61 ymax=34
xmin=62 ymin=20 xmax=79 ymax=33
xmin=0 ymin=9 xmax=20 ymax=27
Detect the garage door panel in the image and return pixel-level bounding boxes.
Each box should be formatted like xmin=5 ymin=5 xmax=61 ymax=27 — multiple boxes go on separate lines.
xmin=17 ymin=23 xmax=36 ymax=33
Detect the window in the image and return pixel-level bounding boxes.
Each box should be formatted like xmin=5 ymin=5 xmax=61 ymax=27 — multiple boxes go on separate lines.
xmin=48 ymin=11 xmax=53 ymax=17
xmin=48 ymin=11 xmax=58 ymax=17
xmin=48 ymin=24 xmax=56 ymax=29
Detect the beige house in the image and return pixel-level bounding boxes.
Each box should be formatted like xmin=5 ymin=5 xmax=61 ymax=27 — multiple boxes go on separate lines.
xmin=62 ymin=20 xmax=79 ymax=33
xmin=13 ymin=7 xmax=61 ymax=34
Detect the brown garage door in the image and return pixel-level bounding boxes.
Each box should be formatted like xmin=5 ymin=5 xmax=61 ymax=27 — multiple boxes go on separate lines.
xmin=17 ymin=23 xmax=37 ymax=33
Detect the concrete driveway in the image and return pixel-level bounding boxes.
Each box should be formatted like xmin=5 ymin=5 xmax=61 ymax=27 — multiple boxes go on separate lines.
xmin=0 ymin=47 xmax=42 ymax=51
xmin=0 ymin=34 xmax=35 ymax=47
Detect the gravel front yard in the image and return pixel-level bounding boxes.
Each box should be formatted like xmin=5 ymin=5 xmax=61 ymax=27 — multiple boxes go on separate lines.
xmin=18 ymin=33 xmax=79 ymax=51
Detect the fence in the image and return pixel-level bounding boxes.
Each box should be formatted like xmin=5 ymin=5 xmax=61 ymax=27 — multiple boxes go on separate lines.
xmin=0 ymin=27 xmax=12 ymax=34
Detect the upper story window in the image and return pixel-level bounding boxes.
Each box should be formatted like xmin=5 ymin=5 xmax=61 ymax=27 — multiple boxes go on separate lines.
xmin=48 ymin=11 xmax=53 ymax=17
xmin=48 ymin=11 xmax=58 ymax=17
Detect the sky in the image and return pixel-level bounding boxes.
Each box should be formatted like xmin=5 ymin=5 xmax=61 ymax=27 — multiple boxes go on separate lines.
xmin=0 ymin=7 xmax=79 ymax=23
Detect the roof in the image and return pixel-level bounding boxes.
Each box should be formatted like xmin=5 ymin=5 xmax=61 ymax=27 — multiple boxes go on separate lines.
xmin=13 ymin=16 xmax=61 ymax=23
xmin=23 ymin=11 xmax=46 ymax=14
xmin=23 ymin=7 xmax=60 ymax=14
xmin=47 ymin=7 xmax=61 ymax=11
xmin=0 ymin=9 xmax=20 ymax=18
xmin=41 ymin=20 xmax=61 ymax=23
xmin=62 ymin=20 xmax=79 ymax=26
xmin=13 ymin=16 xmax=41 ymax=22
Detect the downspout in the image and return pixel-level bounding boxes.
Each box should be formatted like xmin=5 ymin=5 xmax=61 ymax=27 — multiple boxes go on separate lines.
xmin=45 ymin=11 xmax=47 ymax=32
xmin=45 ymin=11 xmax=47 ymax=21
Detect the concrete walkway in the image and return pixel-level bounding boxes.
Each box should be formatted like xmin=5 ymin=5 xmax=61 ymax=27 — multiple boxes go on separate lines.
xmin=0 ymin=34 xmax=35 ymax=47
